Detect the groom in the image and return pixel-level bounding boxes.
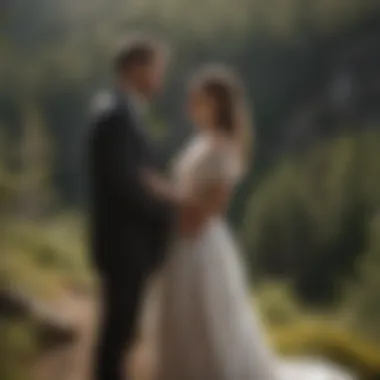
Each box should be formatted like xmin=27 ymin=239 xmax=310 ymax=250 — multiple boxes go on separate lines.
xmin=87 ymin=36 xmax=199 ymax=380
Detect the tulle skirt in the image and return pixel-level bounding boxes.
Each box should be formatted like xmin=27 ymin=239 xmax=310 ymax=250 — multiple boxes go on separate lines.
xmin=138 ymin=218 xmax=355 ymax=380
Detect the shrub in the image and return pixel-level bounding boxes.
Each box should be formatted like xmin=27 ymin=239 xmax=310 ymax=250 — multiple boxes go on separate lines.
xmin=0 ymin=317 xmax=37 ymax=380
xmin=254 ymin=281 xmax=302 ymax=326
xmin=0 ymin=214 xmax=92 ymax=380
xmin=272 ymin=320 xmax=380 ymax=380
xmin=1 ymin=214 xmax=93 ymax=300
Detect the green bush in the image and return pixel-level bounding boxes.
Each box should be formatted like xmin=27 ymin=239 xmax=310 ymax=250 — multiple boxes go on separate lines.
xmin=0 ymin=214 xmax=93 ymax=380
xmin=254 ymin=281 xmax=302 ymax=326
xmin=0 ymin=317 xmax=37 ymax=380
xmin=1 ymin=213 xmax=93 ymax=300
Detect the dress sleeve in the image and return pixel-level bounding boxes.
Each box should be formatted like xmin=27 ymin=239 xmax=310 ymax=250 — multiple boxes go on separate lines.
xmin=194 ymin=146 xmax=241 ymax=187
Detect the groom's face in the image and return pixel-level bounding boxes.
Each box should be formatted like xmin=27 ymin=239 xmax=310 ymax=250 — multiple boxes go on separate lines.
xmin=137 ymin=56 xmax=166 ymax=99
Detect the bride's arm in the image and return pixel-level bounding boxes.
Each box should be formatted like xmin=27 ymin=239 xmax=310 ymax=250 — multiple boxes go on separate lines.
xmin=140 ymin=168 xmax=230 ymax=216
xmin=180 ymin=147 xmax=237 ymax=233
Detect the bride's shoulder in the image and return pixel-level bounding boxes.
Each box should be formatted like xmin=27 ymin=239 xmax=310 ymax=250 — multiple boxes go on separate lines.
xmin=200 ymin=134 xmax=238 ymax=162
xmin=169 ymin=133 xmax=203 ymax=174
xmin=195 ymin=135 xmax=243 ymax=182
xmin=175 ymin=133 xmax=242 ymax=176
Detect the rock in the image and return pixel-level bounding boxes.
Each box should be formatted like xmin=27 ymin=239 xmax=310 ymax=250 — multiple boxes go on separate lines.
xmin=0 ymin=289 xmax=32 ymax=316
xmin=0 ymin=288 xmax=79 ymax=350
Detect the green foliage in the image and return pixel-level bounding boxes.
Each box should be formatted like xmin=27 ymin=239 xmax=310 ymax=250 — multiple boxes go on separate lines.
xmin=1 ymin=214 xmax=92 ymax=300
xmin=0 ymin=214 xmax=91 ymax=380
xmin=2 ymin=0 xmax=378 ymax=206
xmin=0 ymin=91 xmax=91 ymax=380
xmin=255 ymin=282 xmax=380 ymax=379
xmin=0 ymin=318 xmax=38 ymax=380
xmin=255 ymin=281 xmax=302 ymax=327
xmin=346 ymin=213 xmax=380 ymax=341
xmin=243 ymin=131 xmax=380 ymax=306
xmin=272 ymin=321 xmax=380 ymax=380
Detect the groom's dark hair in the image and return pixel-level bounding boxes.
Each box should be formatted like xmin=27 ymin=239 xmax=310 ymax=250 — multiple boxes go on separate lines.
xmin=114 ymin=34 xmax=167 ymax=74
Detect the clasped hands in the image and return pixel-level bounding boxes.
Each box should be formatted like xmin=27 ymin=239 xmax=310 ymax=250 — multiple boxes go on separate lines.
xmin=141 ymin=169 xmax=206 ymax=237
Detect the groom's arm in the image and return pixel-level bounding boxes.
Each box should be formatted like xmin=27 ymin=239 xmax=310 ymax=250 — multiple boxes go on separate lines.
xmin=99 ymin=111 xmax=175 ymax=225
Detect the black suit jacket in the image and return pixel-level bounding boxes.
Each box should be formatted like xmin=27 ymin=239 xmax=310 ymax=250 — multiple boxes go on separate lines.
xmin=87 ymin=90 xmax=173 ymax=277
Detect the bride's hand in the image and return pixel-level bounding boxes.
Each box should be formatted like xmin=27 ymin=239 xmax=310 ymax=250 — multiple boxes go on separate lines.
xmin=178 ymin=197 xmax=206 ymax=237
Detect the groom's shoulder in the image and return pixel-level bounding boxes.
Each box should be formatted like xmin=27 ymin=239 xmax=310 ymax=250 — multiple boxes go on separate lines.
xmin=89 ymin=90 xmax=122 ymax=123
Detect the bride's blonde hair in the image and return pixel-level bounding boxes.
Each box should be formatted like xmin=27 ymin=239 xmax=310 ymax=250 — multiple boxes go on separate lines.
xmin=190 ymin=64 xmax=252 ymax=171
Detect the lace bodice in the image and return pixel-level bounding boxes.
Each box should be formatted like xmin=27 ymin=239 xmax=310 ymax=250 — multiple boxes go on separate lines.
xmin=172 ymin=134 xmax=242 ymax=197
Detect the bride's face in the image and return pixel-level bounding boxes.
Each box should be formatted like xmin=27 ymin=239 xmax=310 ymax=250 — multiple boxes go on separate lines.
xmin=187 ymin=89 xmax=216 ymax=133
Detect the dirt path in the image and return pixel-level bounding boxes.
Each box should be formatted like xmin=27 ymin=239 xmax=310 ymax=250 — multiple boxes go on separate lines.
xmin=31 ymin=294 xmax=98 ymax=380
xmin=30 ymin=276 xmax=163 ymax=380
xmin=30 ymin=292 xmax=151 ymax=380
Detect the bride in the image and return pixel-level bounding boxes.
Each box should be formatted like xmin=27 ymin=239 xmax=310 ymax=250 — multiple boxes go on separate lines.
xmin=133 ymin=66 xmax=354 ymax=380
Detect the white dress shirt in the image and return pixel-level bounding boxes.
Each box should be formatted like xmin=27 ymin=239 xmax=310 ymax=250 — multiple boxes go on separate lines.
xmin=125 ymin=88 xmax=148 ymax=120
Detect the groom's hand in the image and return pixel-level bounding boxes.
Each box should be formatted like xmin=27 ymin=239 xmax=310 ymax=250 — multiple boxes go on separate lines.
xmin=141 ymin=169 xmax=181 ymax=203
xmin=142 ymin=169 xmax=206 ymax=236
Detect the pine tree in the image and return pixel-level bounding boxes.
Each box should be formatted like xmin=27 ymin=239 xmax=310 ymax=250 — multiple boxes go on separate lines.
xmin=351 ymin=214 xmax=380 ymax=341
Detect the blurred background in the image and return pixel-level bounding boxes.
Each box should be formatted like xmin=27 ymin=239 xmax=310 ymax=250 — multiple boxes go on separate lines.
xmin=1 ymin=0 xmax=380 ymax=379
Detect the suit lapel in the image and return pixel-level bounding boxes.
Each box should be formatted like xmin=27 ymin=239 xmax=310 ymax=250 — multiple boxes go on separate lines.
xmin=114 ymin=89 xmax=158 ymax=163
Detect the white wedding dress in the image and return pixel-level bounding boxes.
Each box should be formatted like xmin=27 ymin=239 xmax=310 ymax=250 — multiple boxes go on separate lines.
xmin=141 ymin=133 xmax=355 ymax=380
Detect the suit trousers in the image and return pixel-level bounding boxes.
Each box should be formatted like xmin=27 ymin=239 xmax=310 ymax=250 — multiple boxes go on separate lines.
xmin=94 ymin=270 xmax=147 ymax=380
